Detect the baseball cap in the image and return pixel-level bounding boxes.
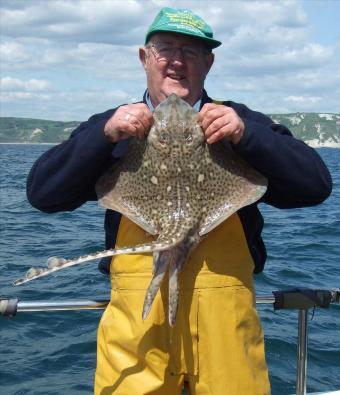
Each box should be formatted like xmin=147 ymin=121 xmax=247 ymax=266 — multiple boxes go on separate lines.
xmin=145 ymin=7 xmax=221 ymax=49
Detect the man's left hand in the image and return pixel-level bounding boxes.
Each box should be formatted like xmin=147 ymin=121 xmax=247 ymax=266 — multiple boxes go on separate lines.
xmin=198 ymin=103 xmax=245 ymax=145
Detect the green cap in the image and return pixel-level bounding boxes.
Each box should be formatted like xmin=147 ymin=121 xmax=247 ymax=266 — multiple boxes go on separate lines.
xmin=145 ymin=7 xmax=221 ymax=49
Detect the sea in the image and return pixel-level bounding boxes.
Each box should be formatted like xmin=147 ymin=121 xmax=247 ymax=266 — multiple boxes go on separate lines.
xmin=0 ymin=144 xmax=339 ymax=395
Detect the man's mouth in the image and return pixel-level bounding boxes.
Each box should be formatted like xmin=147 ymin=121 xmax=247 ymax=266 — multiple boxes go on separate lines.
xmin=168 ymin=74 xmax=185 ymax=81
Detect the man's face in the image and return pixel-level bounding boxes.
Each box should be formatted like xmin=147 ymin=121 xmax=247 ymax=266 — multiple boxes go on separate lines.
xmin=139 ymin=33 xmax=214 ymax=107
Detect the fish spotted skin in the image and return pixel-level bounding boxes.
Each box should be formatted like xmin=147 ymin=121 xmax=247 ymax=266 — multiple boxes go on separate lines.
xmin=14 ymin=94 xmax=267 ymax=326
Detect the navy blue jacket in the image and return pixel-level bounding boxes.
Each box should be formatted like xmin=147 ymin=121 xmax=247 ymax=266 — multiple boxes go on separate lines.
xmin=26 ymin=90 xmax=332 ymax=274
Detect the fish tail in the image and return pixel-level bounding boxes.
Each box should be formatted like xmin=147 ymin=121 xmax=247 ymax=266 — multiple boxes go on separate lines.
xmin=168 ymin=260 xmax=180 ymax=327
xmin=142 ymin=251 xmax=170 ymax=321
xmin=13 ymin=240 xmax=174 ymax=286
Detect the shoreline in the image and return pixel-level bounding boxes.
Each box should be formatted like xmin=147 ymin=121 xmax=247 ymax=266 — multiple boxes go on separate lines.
xmin=1 ymin=142 xmax=339 ymax=148
xmin=0 ymin=142 xmax=57 ymax=145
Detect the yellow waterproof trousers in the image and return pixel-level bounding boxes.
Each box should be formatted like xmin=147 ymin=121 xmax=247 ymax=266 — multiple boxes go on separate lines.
xmin=95 ymin=216 xmax=270 ymax=395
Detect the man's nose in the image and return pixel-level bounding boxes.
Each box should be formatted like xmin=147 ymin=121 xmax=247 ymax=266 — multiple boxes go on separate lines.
xmin=170 ymin=48 xmax=185 ymax=64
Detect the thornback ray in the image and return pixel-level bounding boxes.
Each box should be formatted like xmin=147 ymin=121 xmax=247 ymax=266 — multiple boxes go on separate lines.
xmin=13 ymin=94 xmax=267 ymax=326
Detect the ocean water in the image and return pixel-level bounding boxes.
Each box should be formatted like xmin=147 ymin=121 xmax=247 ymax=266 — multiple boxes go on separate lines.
xmin=0 ymin=144 xmax=339 ymax=394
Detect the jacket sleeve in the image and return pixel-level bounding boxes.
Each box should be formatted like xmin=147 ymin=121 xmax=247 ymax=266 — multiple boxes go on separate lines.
xmin=26 ymin=110 xmax=117 ymax=213
xmin=230 ymin=103 xmax=332 ymax=208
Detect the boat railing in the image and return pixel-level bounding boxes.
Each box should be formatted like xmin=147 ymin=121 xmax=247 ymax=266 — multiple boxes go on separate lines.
xmin=1 ymin=288 xmax=339 ymax=395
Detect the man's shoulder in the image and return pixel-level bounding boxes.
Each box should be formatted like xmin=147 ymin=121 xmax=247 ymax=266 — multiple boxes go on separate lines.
xmin=86 ymin=107 xmax=119 ymax=124
xmin=203 ymin=91 xmax=272 ymax=124
xmin=86 ymin=99 xmax=146 ymax=124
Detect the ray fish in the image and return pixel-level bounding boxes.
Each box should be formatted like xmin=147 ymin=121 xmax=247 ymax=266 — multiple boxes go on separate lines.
xmin=14 ymin=94 xmax=267 ymax=326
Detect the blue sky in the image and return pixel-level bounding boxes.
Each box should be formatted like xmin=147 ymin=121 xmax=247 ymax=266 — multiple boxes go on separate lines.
xmin=1 ymin=0 xmax=339 ymax=121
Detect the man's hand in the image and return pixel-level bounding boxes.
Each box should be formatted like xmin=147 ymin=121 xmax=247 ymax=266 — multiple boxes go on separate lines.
xmin=198 ymin=103 xmax=245 ymax=145
xmin=104 ymin=103 xmax=154 ymax=143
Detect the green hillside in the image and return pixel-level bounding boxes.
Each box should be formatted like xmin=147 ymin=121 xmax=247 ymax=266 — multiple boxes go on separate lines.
xmin=0 ymin=113 xmax=339 ymax=146
xmin=0 ymin=117 xmax=79 ymax=143
xmin=271 ymin=113 xmax=340 ymax=146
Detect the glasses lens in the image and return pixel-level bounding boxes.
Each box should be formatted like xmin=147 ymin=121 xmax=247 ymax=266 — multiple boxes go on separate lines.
xmin=149 ymin=43 xmax=203 ymax=60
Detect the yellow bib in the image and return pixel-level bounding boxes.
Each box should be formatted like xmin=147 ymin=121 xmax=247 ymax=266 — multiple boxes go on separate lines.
xmin=110 ymin=214 xmax=255 ymax=290
xmin=96 ymin=216 xmax=270 ymax=395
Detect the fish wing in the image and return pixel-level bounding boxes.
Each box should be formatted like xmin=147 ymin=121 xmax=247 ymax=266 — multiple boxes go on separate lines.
xmin=96 ymin=140 xmax=159 ymax=235
xmin=198 ymin=142 xmax=267 ymax=235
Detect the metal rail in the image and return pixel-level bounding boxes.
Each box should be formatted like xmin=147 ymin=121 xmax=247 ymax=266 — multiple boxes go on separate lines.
xmin=1 ymin=295 xmax=275 ymax=313
xmin=297 ymin=310 xmax=308 ymax=395
xmin=16 ymin=299 xmax=109 ymax=312
xmin=1 ymin=289 xmax=339 ymax=395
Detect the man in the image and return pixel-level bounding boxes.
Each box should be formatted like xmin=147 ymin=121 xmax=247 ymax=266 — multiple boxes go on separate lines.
xmin=27 ymin=7 xmax=332 ymax=395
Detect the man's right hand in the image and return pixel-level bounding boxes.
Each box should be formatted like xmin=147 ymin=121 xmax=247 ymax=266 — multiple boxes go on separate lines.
xmin=104 ymin=103 xmax=154 ymax=143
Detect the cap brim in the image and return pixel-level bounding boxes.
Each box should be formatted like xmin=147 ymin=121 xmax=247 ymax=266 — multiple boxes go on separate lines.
xmin=145 ymin=28 xmax=221 ymax=49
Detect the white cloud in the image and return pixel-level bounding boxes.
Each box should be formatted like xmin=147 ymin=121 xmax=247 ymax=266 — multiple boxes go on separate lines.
xmin=1 ymin=92 xmax=51 ymax=102
xmin=1 ymin=77 xmax=52 ymax=91
xmin=0 ymin=0 xmax=149 ymax=45
xmin=241 ymin=0 xmax=307 ymax=28
xmin=0 ymin=0 xmax=339 ymax=119
xmin=284 ymin=95 xmax=322 ymax=104
xmin=0 ymin=84 xmax=137 ymax=121
xmin=219 ymin=43 xmax=333 ymax=77
xmin=0 ymin=41 xmax=30 ymax=63
xmin=0 ymin=38 xmax=144 ymax=82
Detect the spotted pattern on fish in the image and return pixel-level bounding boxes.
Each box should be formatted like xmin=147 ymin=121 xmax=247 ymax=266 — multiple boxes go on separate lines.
xmin=14 ymin=94 xmax=267 ymax=326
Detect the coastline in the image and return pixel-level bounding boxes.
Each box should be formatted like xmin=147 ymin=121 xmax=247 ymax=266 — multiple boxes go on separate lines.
xmin=0 ymin=142 xmax=57 ymax=145
xmin=308 ymin=144 xmax=340 ymax=148
xmin=304 ymin=141 xmax=340 ymax=149
xmin=1 ymin=141 xmax=339 ymax=148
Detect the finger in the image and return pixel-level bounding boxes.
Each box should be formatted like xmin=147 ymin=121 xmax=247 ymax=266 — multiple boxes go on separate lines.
xmin=129 ymin=102 xmax=153 ymax=121
xmin=109 ymin=103 xmax=153 ymax=140
xmin=206 ymin=124 xmax=234 ymax=144
xmin=198 ymin=104 xmax=215 ymax=127
xmin=120 ymin=119 xmax=140 ymax=138
xmin=199 ymin=107 xmax=231 ymax=131
xmin=198 ymin=103 xmax=220 ymax=119
xmin=121 ymin=115 xmax=146 ymax=139
xmin=199 ymin=103 xmax=234 ymax=117
xmin=135 ymin=107 xmax=154 ymax=136
xmin=199 ymin=111 xmax=220 ymax=131
xmin=135 ymin=121 xmax=148 ymax=140
xmin=125 ymin=104 xmax=154 ymax=137
xmin=206 ymin=123 xmax=242 ymax=144
xmin=198 ymin=103 xmax=230 ymax=122
xmin=125 ymin=113 xmax=151 ymax=139
xmin=204 ymin=116 xmax=231 ymax=139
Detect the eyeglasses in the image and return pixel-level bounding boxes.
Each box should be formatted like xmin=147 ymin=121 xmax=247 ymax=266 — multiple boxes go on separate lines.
xmin=146 ymin=42 xmax=210 ymax=61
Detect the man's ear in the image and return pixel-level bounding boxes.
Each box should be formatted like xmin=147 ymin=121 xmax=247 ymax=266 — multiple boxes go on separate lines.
xmin=205 ymin=52 xmax=214 ymax=76
xmin=139 ymin=47 xmax=148 ymax=70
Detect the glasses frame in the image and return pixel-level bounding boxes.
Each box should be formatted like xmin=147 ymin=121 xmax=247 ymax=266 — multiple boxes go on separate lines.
xmin=146 ymin=42 xmax=211 ymax=62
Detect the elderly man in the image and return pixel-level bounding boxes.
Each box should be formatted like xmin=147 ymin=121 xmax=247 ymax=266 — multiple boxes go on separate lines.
xmin=27 ymin=7 xmax=331 ymax=395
